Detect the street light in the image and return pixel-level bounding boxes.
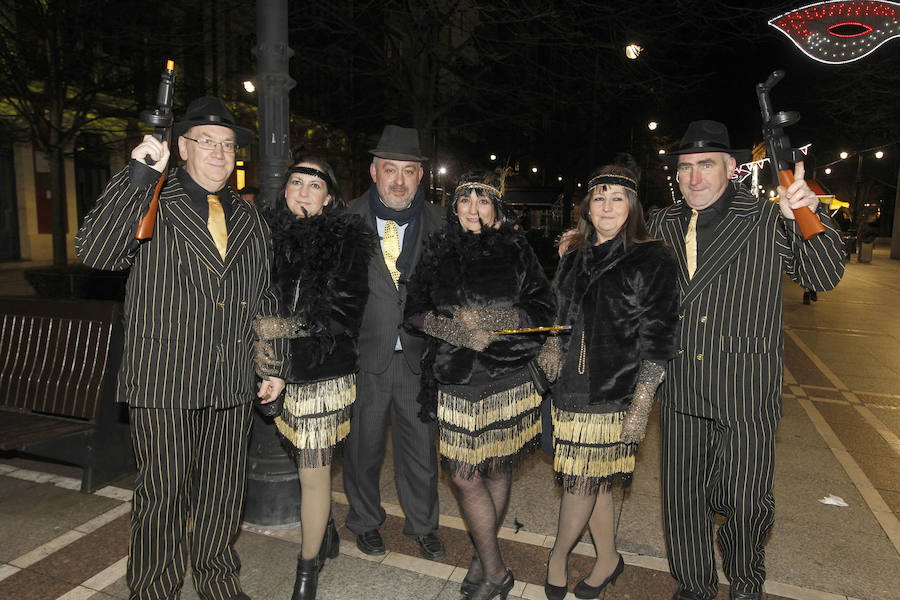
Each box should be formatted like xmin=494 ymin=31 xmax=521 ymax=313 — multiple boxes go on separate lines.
xmin=531 ymin=166 xmax=538 ymax=174
xmin=242 ymin=80 xmax=255 ymax=93
xmin=438 ymin=166 xmax=447 ymax=175
xmin=648 ymin=121 xmax=658 ymax=131
xmin=489 ymin=154 xmax=497 ymax=161
xmin=840 ymin=151 xmax=849 ymax=159
xmin=875 ymin=150 xmax=885 ymax=159
xmin=824 ymin=167 xmax=832 ymax=175
xmin=625 ymin=43 xmax=643 ymax=59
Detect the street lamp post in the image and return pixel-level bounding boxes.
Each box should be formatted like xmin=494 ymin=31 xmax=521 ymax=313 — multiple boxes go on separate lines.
xmin=244 ymin=0 xmax=301 ymax=528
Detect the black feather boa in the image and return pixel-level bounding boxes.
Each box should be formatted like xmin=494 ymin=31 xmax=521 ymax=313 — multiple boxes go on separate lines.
xmin=405 ymin=222 xmax=555 ymax=384
xmin=265 ymin=207 xmax=377 ymax=382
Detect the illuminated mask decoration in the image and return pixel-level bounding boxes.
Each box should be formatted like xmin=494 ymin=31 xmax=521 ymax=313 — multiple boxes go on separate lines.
xmin=769 ymin=0 xmax=900 ymax=64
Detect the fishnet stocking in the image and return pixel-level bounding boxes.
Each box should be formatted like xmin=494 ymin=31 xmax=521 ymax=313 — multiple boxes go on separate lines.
xmin=452 ymin=467 xmax=512 ymax=584
xmin=298 ymin=466 xmax=331 ymax=559
xmin=463 ymin=468 xmax=512 ymax=584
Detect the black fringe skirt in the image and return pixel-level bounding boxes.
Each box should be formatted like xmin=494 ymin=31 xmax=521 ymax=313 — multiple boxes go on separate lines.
xmin=437 ymin=368 xmax=541 ymax=479
xmin=276 ymin=373 xmax=355 ymax=468
xmin=551 ymin=403 xmax=637 ymax=495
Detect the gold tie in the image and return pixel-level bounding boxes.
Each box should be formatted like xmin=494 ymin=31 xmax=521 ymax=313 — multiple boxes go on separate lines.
xmin=207 ymin=194 xmax=228 ymax=260
xmin=685 ymin=209 xmax=698 ymax=279
xmin=382 ymin=220 xmax=401 ymax=289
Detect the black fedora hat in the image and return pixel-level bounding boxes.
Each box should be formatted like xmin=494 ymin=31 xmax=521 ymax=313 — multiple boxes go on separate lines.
xmin=369 ymin=125 xmax=428 ymax=162
xmin=668 ymin=120 xmax=749 ymax=160
xmin=173 ymin=96 xmax=254 ymax=148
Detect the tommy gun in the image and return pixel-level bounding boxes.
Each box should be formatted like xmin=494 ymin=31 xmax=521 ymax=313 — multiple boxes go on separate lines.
xmin=756 ymin=70 xmax=825 ymax=240
xmin=135 ymin=60 xmax=175 ymax=240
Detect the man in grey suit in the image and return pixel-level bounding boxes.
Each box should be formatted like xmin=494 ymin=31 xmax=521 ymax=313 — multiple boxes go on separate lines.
xmin=647 ymin=120 xmax=845 ymax=600
xmin=76 ymin=97 xmax=287 ymax=600
xmin=343 ymin=125 xmax=446 ymax=560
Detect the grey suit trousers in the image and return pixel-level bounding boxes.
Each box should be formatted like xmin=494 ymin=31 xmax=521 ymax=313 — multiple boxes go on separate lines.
xmin=343 ymin=352 xmax=439 ymax=537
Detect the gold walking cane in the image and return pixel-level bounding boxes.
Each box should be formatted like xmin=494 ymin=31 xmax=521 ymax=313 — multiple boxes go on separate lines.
xmin=493 ymin=325 xmax=572 ymax=335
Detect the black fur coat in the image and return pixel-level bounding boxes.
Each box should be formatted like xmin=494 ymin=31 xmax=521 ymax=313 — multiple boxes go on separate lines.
xmin=553 ymin=237 xmax=679 ymax=409
xmin=268 ymin=209 xmax=376 ymax=383
xmin=405 ymin=223 xmax=555 ymax=384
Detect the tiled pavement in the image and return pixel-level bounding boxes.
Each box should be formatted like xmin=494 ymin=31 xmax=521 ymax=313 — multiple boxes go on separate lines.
xmin=1 ymin=245 xmax=899 ymax=599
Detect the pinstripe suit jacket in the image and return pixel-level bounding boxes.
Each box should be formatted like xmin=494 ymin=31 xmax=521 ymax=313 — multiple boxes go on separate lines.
xmin=647 ymin=188 xmax=844 ymax=423
xmin=346 ymin=193 xmax=445 ymax=374
xmin=75 ymin=166 xmax=287 ymax=409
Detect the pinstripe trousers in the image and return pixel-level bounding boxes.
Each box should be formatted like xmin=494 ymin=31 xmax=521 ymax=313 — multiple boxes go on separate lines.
xmin=343 ymin=351 xmax=440 ymax=537
xmin=660 ymin=407 xmax=777 ymax=598
xmin=127 ymin=404 xmax=252 ymax=600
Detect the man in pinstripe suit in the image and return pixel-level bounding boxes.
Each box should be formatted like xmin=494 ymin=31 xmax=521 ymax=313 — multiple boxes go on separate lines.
xmin=342 ymin=125 xmax=446 ymax=560
xmin=76 ymin=97 xmax=287 ymax=600
xmin=646 ymin=121 xmax=844 ymax=600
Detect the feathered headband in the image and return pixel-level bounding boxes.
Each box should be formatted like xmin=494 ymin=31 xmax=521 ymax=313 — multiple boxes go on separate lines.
xmin=453 ymin=167 xmax=513 ymax=199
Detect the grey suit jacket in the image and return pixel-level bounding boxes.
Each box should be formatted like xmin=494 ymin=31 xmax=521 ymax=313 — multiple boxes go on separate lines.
xmin=647 ymin=188 xmax=844 ymax=423
xmin=75 ymin=166 xmax=287 ymax=409
xmin=346 ymin=192 xmax=444 ymax=374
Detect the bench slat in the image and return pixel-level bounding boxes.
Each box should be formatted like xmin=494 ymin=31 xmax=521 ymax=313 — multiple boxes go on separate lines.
xmin=0 ymin=409 xmax=93 ymax=451
xmin=0 ymin=315 xmax=111 ymax=420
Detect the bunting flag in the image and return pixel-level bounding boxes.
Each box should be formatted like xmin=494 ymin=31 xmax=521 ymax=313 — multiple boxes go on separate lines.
xmin=733 ymin=159 xmax=771 ymax=182
xmin=770 ymin=1 xmax=900 ymax=64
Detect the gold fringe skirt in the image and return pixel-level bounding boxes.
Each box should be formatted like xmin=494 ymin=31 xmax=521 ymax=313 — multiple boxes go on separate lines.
xmin=437 ymin=370 xmax=541 ymax=478
xmin=276 ymin=373 xmax=355 ymax=469
xmin=551 ymin=403 xmax=636 ymax=495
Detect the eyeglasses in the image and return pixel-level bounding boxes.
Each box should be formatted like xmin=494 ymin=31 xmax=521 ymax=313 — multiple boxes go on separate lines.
xmin=182 ymin=135 xmax=238 ymax=153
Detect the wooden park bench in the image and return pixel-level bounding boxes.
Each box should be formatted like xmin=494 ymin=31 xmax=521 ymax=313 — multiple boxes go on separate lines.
xmin=0 ymin=297 xmax=133 ymax=492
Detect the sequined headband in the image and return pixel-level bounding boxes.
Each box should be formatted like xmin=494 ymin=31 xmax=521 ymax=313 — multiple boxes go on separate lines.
xmin=455 ymin=182 xmax=501 ymax=197
xmin=587 ymin=174 xmax=637 ymax=191
xmin=287 ymin=166 xmax=332 ymax=188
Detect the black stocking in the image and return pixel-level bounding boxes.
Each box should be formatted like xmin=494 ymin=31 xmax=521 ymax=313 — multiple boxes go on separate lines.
xmin=464 ymin=466 xmax=512 ymax=583
xmin=452 ymin=466 xmax=511 ymax=585
xmin=547 ymin=490 xmax=596 ymax=587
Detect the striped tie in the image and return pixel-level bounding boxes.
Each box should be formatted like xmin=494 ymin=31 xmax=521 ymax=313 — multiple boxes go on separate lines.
xmin=685 ymin=209 xmax=698 ymax=279
xmin=382 ymin=220 xmax=401 ymax=289
xmin=207 ymin=194 xmax=228 ymax=260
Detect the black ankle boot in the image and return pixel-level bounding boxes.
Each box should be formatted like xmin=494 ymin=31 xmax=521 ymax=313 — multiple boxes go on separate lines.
xmin=291 ymin=556 xmax=319 ymax=600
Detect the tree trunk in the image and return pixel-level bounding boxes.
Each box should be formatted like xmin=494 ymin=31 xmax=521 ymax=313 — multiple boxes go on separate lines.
xmin=49 ymin=142 xmax=68 ymax=267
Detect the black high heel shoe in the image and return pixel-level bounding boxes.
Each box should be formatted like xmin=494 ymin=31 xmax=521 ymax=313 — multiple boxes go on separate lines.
xmin=460 ymin=552 xmax=482 ymax=597
xmin=573 ymin=554 xmax=624 ymax=599
xmin=470 ymin=569 xmax=514 ymax=600
xmin=544 ymin=549 xmax=568 ymax=600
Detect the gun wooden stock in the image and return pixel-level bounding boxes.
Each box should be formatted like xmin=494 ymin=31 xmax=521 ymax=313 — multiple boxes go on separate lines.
xmin=135 ymin=170 xmax=166 ymax=240
xmin=777 ymin=169 xmax=826 ymax=240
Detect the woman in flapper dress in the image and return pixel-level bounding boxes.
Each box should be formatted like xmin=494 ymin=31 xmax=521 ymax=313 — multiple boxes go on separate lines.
xmin=542 ymin=157 xmax=679 ymax=600
xmin=253 ymin=158 xmax=376 ymax=600
xmin=405 ymin=170 xmax=555 ymax=600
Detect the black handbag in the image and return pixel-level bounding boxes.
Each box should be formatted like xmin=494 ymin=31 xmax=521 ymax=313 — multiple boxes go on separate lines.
xmin=527 ymin=359 xmax=551 ymax=395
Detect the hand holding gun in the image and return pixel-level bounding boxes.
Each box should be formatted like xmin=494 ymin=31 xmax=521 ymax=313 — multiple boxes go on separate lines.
xmin=135 ymin=60 xmax=175 ymax=240
xmin=756 ymin=70 xmax=825 ymax=240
